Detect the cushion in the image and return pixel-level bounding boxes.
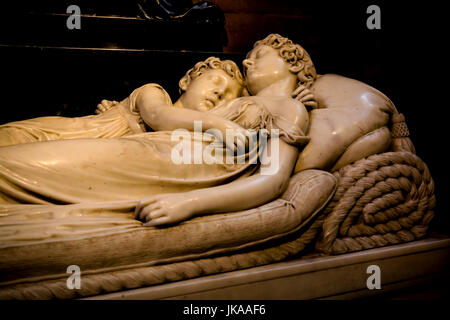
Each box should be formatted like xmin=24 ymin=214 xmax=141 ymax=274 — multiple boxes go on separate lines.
xmin=0 ymin=169 xmax=337 ymax=286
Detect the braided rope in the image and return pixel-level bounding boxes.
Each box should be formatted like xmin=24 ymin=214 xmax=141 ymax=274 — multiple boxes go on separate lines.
xmin=315 ymin=151 xmax=435 ymax=254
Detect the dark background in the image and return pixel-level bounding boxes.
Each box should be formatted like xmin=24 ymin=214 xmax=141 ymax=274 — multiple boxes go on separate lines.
xmin=0 ymin=1 xmax=447 ymax=231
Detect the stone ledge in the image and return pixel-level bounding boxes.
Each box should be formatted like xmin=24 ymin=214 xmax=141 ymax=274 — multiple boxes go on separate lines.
xmin=86 ymin=233 xmax=450 ymax=300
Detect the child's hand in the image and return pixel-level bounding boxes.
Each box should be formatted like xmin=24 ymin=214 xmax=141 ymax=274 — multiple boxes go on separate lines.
xmin=95 ymin=99 xmax=119 ymax=114
xmin=292 ymin=85 xmax=318 ymax=109
xmin=135 ymin=193 xmax=197 ymax=227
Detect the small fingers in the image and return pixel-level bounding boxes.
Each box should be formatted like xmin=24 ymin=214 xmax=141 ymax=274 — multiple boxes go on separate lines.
xmin=145 ymin=210 xmax=166 ymax=222
xmin=138 ymin=205 xmax=151 ymax=221
xmin=139 ymin=203 xmax=159 ymax=221
xmin=100 ymin=99 xmax=118 ymax=111
xmin=96 ymin=102 xmax=109 ymax=114
xmin=299 ymin=94 xmax=315 ymax=102
xmin=292 ymin=85 xmax=306 ymax=97
xmin=134 ymin=198 xmax=158 ymax=219
xmin=304 ymin=100 xmax=319 ymax=108
xmin=297 ymin=89 xmax=311 ymax=99
xmin=143 ymin=216 xmax=171 ymax=227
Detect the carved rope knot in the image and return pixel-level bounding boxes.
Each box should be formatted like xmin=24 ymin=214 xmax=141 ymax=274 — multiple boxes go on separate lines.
xmin=391 ymin=113 xmax=410 ymax=138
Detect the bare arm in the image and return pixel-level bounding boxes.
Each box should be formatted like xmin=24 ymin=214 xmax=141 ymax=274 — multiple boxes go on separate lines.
xmin=189 ymin=139 xmax=298 ymax=214
xmin=137 ymin=86 xmax=247 ymax=151
xmin=140 ymin=104 xmax=239 ymax=133
xmin=135 ymin=139 xmax=299 ymax=226
xmin=136 ymin=86 xmax=241 ymax=134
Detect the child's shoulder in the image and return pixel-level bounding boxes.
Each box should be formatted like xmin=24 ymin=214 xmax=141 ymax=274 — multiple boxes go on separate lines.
xmin=135 ymin=83 xmax=173 ymax=107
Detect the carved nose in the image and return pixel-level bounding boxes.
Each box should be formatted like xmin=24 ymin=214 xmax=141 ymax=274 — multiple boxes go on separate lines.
xmin=214 ymin=88 xmax=224 ymax=99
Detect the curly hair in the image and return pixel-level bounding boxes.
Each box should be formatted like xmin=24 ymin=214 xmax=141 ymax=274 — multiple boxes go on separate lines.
xmin=252 ymin=33 xmax=317 ymax=89
xmin=179 ymin=57 xmax=245 ymax=94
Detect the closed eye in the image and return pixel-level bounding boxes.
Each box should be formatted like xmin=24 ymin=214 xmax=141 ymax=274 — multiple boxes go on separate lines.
xmin=256 ymin=47 xmax=268 ymax=58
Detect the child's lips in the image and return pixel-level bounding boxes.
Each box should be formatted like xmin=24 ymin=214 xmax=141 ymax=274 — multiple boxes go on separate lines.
xmin=205 ymin=99 xmax=215 ymax=108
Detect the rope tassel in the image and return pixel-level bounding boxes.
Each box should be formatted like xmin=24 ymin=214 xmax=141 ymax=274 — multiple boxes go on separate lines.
xmin=390 ymin=113 xmax=416 ymax=154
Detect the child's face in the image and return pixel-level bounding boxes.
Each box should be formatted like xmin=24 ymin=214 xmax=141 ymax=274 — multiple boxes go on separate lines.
xmin=181 ymin=69 xmax=242 ymax=112
xmin=243 ymin=44 xmax=295 ymax=95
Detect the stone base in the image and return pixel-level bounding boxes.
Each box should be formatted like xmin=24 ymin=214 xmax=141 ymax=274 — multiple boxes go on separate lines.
xmin=85 ymin=233 xmax=450 ymax=300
